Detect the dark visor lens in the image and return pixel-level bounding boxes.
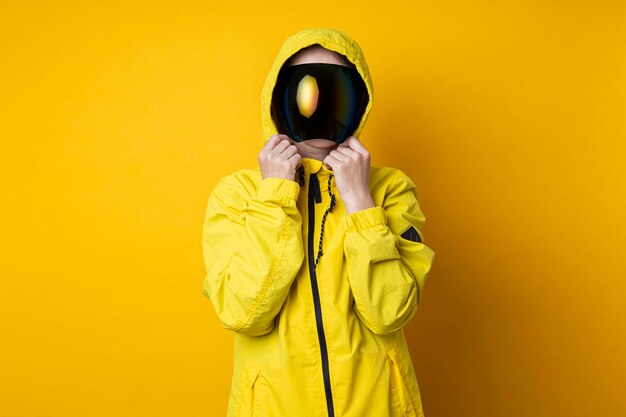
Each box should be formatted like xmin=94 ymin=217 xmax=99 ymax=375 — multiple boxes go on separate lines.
xmin=271 ymin=63 xmax=369 ymax=144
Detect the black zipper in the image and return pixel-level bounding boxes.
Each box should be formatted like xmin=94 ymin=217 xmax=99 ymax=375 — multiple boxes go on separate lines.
xmin=307 ymin=172 xmax=335 ymax=417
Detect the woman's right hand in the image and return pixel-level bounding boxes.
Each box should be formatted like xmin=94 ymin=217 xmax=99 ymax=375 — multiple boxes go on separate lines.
xmin=258 ymin=134 xmax=302 ymax=181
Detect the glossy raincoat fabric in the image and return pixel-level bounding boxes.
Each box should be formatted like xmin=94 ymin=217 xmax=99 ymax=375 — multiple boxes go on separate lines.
xmin=202 ymin=28 xmax=436 ymax=417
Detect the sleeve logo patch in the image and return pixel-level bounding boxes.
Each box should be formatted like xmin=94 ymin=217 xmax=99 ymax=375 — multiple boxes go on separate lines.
xmin=401 ymin=225 xmax=422 ymax=243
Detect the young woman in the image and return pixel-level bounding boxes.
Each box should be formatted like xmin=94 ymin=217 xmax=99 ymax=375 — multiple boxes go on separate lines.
xmin=202 ymin=27 xmax=436 ymax=417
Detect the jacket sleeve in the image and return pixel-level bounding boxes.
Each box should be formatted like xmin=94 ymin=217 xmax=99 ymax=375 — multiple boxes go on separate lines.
xmin=201 ymin=173 xmax=304 ymax=336
xmin=341 ymin=171 xmax=435 ymax=335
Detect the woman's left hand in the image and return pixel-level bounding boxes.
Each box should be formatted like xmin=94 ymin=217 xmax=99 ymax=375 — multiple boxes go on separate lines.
xmin=323 ymin=136 xmax=375 ymax=214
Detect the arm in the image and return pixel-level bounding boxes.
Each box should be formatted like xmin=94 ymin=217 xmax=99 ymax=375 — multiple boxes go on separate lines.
xmin=201 ymin=173 xmax=304 ymax=336
xmin=341 ymin=172 xmax=435 ymax=335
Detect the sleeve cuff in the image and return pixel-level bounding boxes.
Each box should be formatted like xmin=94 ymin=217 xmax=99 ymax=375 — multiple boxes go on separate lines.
xmin=255 ymin=177 xmax=300 ymax=205
xmin=341 ymin=206 xmax=387 ymax=232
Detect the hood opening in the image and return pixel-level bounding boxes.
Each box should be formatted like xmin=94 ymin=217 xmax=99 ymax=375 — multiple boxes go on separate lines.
xmin=261 ymin=28 xmax=374 ymax=143
xmin=283 ymin=43 xmax=357 ymax=69
xmin=270 ymin=62 xmax=369 ymax=143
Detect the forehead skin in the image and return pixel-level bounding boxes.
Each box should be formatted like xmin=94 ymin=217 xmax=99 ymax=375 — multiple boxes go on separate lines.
xmin=287 ymin=44 xmax=352 ymax=67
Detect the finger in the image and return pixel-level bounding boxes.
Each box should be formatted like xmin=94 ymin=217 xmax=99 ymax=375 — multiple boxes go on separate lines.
xmin=323 ymin=155 xmax=339 ymax=171
xmin=345 ymin=136 xmax=368 ymax=154
xmin=334 ymin=146 xmax=360 ymax=161
xmin=277 ymin=134 xmax=295 ymax=145
xmin=271 ymin=139 xmax=292 ymax=154
xmin=262 ymin=134 xmax=281 ymax=152
xmin=288 ymin=153 xmax=302 ymax=167
xmin=329 ymin=149 xmax=348 ymax=162
xmin=281 ymin=144 xmax=299 ymax=159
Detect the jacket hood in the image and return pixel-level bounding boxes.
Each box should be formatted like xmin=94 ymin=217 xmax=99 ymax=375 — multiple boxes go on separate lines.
xmin=260 ymin=28 xmax=374 ymax=142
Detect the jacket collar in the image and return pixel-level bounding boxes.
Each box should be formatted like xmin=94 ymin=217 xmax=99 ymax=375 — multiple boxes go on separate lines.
xmin=300 ymin=157 xmax=333 ymax=176
xmin=299 ymin=157 xmax=335 ymax=193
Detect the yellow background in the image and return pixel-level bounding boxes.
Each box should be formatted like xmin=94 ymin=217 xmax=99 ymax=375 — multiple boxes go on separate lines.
xmin=1 ymin=1 xmax=625 ymax=416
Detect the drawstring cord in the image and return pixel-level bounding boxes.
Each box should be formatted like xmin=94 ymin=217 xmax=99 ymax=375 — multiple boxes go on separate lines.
xmin=314 ymin=174 xmax=335 ymax=267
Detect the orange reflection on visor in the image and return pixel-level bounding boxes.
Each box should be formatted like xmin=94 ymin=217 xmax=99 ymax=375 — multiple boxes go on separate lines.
xmin=296 ymin=75 xmax=319 ymax=118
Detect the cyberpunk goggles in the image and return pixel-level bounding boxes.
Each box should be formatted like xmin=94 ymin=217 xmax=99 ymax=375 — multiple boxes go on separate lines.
xmin=271 ymin=63 xmax=369 ymax=144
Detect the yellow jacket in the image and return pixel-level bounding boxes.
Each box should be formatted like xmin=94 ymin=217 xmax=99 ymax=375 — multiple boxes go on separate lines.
xmin=202 ymin=28 xmax=436 ymax=417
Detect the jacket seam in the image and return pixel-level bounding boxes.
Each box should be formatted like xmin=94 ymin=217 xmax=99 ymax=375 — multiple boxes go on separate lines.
xmin=391 ymin=347 xmax=419 ymax=416
xmin=258 ymin=177 xmax=300 ymax=205
xmin=343 ymin=206 xmax=386 ymax=233
xmin=347 ymin=253 xmax=384 ymax=334
xmin=233 ymin=209 xmax=293 ymax=332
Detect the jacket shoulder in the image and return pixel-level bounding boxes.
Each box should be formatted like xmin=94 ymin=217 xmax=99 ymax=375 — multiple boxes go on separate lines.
xmin=370 ymin=165 xmax=417 ymax=194
xmin=370 ymin=165 xmax=427 ymax=238
xmin=206 ymin=169 xmax=262 ymax=217
xmin=211 ymin=168 xmax=262 ymax=199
